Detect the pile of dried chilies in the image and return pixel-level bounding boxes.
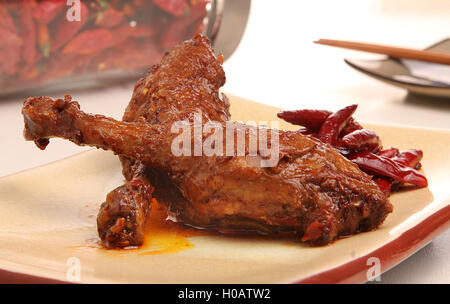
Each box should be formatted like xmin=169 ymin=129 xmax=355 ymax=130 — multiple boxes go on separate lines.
xmin=0 ymin=0 xmax=207 ymax=90
xmin=277 ymin=104 xmax=428 ymax=197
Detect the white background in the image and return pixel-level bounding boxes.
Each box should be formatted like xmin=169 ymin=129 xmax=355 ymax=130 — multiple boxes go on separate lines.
xmin=0 ymin=0 xmax=449 ymax=283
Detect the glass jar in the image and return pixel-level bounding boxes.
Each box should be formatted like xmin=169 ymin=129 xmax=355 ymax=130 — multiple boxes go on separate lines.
xmin=0 ymin=0 xmax=250 ymax=96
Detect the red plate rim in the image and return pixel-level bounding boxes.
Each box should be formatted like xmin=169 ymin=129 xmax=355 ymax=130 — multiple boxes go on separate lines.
xmin=295 ymin=204 xmax=450 ymax=284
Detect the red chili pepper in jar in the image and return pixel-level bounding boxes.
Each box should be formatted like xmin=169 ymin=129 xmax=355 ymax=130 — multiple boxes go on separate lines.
xmin=160 ymin=15 xmax=198 ymax=49
xmin=110 ymin=39 xmax=161 ymax=70
xmin=0 ymin=0 xmax=210 ymax=92
xmin=101 ymin=25 xmax=137 ymax=50
xmin=95 ymin=5 xmax=124 ymax=28
xmin=37 ymin=23 xmax=51 ymax=57
xmin=18 ymin=1 xmax=37 ymax=68
xmin=43 ymin=52 xmax=89 ymax=81
xmin=33 ymin=0 xmax=65 ymax=24
xmin=0 ymin=5 xmax=18 ymax=33
xmin=62 ymin=29 xmax=113 ymax=55
xmin=0 ymin=6 xmax=22 ymax=76
xmin=160 ymin=0 xmax=207 ymax=49
xmin=153 ymin=0 xmax=188 ymax=17
xmin=50 ymin=1 xmax=88 ymax=51
xmin=122 ymin=2 xmax=136 ymax=17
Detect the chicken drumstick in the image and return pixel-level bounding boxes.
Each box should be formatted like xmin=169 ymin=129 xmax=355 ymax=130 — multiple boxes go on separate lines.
xmin=22 ymin=35 xmax=392 ymax=246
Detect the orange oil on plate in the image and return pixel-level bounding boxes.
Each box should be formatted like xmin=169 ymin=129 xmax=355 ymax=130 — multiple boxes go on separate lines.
xmin=73 ymin=199 xmax=302 ymax=255
xmin=138 ymin=199 xmax=212 ymax=255
xmin=72 ymin=199 xmax=213 ymax=255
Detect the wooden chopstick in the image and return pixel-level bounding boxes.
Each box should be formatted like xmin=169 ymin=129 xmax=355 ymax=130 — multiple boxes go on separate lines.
xmin=314 ymin=38 xmax=450 ymax=65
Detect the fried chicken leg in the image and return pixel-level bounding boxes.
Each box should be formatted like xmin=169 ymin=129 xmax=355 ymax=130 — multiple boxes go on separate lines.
xmin=22 ymin=35 xmax=392 ymax=246
xmin=96 ymin=163 xmax=153 ymax=248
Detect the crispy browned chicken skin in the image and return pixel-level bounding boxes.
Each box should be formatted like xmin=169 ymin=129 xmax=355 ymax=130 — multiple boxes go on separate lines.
xmin=22 ymin=35 xmax=392 ymax=246
xmin=96 ymin=163 xmax=153 ymax=248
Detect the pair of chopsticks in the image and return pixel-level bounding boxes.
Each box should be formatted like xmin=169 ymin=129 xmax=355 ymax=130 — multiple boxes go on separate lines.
xmin=314 ymin=38 xmax=450 ymax=65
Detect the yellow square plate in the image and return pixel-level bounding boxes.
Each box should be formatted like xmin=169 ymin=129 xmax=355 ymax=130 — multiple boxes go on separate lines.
xmin=0 ymin=96 xmax=448 ymax=283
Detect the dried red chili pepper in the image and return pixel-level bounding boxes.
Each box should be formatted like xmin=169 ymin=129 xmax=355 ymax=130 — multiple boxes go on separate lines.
xmin=189 ymin=0 xmax=208 ymax=17
xmin=277 ymin=109 xmax=332 ymax=131
xmin=160 ymin=0 xmax=206 ymax=49
xmin=373 ymin=148 xmax=423 ymax=196
xmin=373 ymin=177 xmax=392 ymax=196
xmin=341 ymin=129 xmax=380 ymax=152
xmin=95 ymin=5 xmax=124 ymax=28
xmin=43 ymin=52 xmax=89 ymax=81
xmin=19 ymin=66 xmax=40 ymax=82
xmin=0 ymin=0 xmax=209 ymax=91
xmin=122 ymin=2 xmax=136 ymax=17
xmin=50 ymin=1 xmax=88 ymax=51
xmin=160 ymin=16 xmax=198 ymax=49
xmin=37 ymin=23 xmax=51 ymax=57
xmin=129 ymin=25 xmax=157 ymax=39
xmin=0 ymin=44 xmax=22 ymax=76
xmin=133 ymin=0 xmax=146 ymax=7
xmin=392 ymin=149 xmax=423 ymax=170
xmin=278 ymin=103 xmax=427 ymax=197
xmin=377 ymin=148 xmax=399 ymax=159
xmin=33 ymin=0 xmax=65 ymax=24
xmin=296 ymin=128 xmax=317 ymax=136
xmin=18 ymin=1 xmax=37 ymax=68
xmin=318 ymin=104 xmax=358 ymax=145
xmin=0 ymin=5 xmax=18 ymax=33
xmin=0 ymin=6 xmax=22 ymax=75
xmin=98 ymin=24 xmax=136 ymax=50
xmin=340 ymin=117 xmax=363 ymax=137
xmin=372 ymin=149 xmax=424 ymax=196
xmin=301 ymin=221 xmax=325 ymax=242
xmin=100 ymin=39 xmax=160 ymax=70
xmin=348 ymin=151 xmax=428 ymax=188
xmin=86 ymin=23 xmax=156 ymax=55
xmin=153 ymin=0 xmax=188 ymax=17
xmin=63 ymin=29 xmax=113 ymax=55
xmin=191 ymin=18 xmax=206 ymax=37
